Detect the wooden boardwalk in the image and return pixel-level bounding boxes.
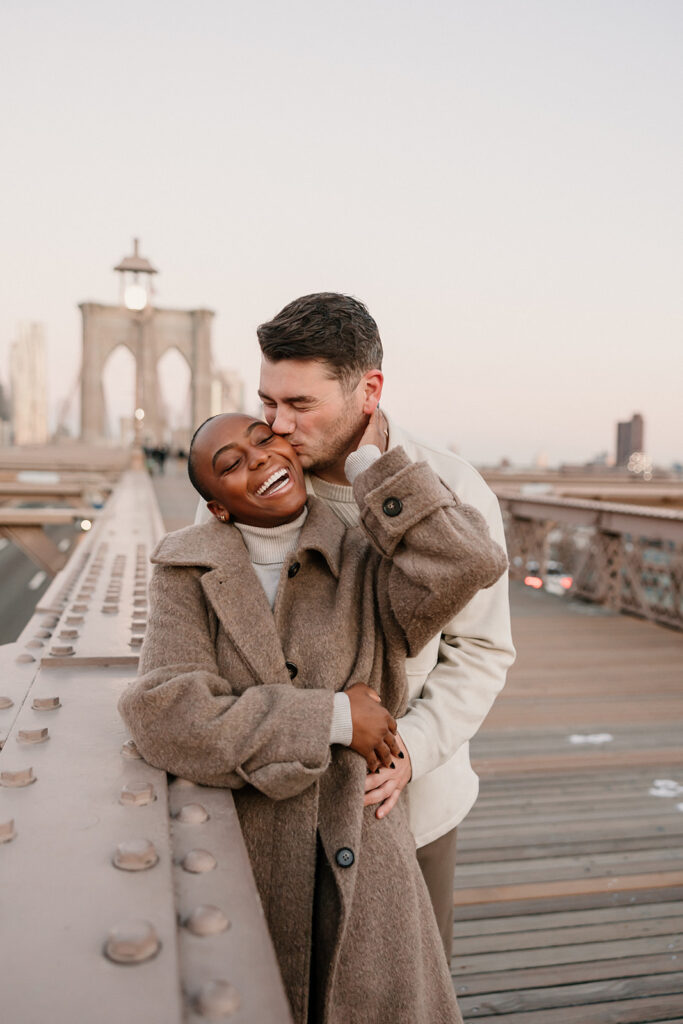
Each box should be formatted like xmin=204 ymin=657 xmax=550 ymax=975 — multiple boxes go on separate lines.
xmin=453 ymin=582 xmax=683 ymax=1022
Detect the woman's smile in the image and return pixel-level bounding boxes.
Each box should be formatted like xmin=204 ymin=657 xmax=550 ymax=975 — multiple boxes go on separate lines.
xmin=254 ymin=466 xmax=293 ymax=497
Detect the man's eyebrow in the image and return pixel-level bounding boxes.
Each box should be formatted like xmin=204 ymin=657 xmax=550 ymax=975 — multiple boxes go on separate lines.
xmin=210 ymin=422 xmax=265 ymax=469
xmin=257 ymin=390 xmax=315 ymax=404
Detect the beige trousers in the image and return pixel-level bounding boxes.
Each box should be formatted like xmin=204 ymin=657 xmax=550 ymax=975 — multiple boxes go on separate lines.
xmin=416 ymin=827 xmax=458 ymax=964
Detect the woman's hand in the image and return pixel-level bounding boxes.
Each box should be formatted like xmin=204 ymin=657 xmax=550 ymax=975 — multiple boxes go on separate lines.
xmin=357 ymin=407 xmax=388 ymax=452
xmin=346 ymin=682 xmax=400 ymax=771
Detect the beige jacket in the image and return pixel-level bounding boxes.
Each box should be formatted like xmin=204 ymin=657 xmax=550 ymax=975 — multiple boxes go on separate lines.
xmin=386 ymin=417 xmax=515 ymax=844
xmin=121 ymin=448 xmax=506 ymax=1024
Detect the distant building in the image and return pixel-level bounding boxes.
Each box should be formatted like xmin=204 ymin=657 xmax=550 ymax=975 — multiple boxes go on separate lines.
xmin=0 ymin=380 xmax=11 ymax=445
xmin=9 ymin=322 xmax=49 ymax=445
xmin=616 ymin=412 xmax=644 ymax=467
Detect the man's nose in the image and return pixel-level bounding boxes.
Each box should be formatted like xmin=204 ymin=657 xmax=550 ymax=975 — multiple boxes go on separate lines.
xmin=270 ymin=406 xmax=296 ymax=436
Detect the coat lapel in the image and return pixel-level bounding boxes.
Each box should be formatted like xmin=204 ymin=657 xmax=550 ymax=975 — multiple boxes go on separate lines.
xmin=152 ymin=519 xmax=291 ymax=687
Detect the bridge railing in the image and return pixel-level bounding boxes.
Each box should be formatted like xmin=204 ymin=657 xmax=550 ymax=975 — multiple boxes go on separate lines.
xmin=0 ymin=469 xmax=292 ymax=1023
xmin=497 ymin=491 xmax=683 ymax=630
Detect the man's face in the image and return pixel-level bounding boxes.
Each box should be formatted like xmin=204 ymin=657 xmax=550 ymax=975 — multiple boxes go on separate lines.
xmin=258 ymin=357 xmax=371 ymax=482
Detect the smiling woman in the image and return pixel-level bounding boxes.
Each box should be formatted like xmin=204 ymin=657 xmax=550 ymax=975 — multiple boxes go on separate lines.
xmin=188 ymin=413 xmax=307 ymax=527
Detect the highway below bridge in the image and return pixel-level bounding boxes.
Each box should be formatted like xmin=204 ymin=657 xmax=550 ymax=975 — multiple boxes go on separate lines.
xmin=0 ymin=456 xmax=682 ymax=1022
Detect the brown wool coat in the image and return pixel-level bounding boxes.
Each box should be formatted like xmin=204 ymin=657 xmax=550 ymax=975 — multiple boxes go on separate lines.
xmin=119 ymin=448 xmax=507 ymax=1024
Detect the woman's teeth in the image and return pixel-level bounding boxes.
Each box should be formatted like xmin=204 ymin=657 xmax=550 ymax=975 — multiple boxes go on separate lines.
xmin=256 ymin=468 xmax=290 ymax=496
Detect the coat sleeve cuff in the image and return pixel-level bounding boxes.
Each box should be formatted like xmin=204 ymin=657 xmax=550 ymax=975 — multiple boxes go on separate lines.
xmin=329 ymin=692 xmax=353 ymax=746
xmin=352 ymin=446 xmax=455 ymax=557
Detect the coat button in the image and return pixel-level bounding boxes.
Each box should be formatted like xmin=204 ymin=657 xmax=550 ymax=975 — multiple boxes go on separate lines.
xmin=335 ymin=847 xmax=354 ymax=869
xmin=288 ymin=561 xmax=300 ymax=578
xmin=285 ymin=661 xmax=298 ymax=679
xmin=382 ymin=497 xmax=402 ymax=517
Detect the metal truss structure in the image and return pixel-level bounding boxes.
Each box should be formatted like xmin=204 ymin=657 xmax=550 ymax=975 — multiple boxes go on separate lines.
xmin=498 ymin=492 xmax=683 ymax=630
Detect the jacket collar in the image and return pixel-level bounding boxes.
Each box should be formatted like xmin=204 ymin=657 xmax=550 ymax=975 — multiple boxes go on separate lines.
xmin=151 ymin=496 xmax=346 ymax=580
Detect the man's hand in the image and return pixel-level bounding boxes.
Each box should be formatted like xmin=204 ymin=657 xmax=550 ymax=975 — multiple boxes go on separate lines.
xmin=364 ymin=731 xmax=412 ymax=819
xmin=346 ymin=682 xmax=400 ymax=770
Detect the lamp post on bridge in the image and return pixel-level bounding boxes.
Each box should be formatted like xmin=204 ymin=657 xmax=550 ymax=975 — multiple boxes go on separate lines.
xmin=114 ymin=239 xmax=158 ymax=468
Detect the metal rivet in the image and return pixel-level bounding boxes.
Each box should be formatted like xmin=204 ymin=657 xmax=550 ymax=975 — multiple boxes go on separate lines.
xmin=66 ymin=616 xmax=84 ymax=625
xmin=121 ymin=739 xmax=142 ymax=759
xmin=32 ymin=696 xmax=61 ymax=711
xmin=1 ymin=767 xmax=36 ymax=787
xmin=50 ymin=645 xmax=74 ymax=656
xmin=101 ymin=605 xmax=119 ymax=614
xmin=71 ymin=603 xmax=88 ymax=612
xmin=182 ymin=849 xmax=217 ymax=874
xmin=41 ymin=617 xmax=59 ymax=628
xmin=195 ymin=980 xmax=241 ymax=1018
xmin=172 ymin=777 xmax=196 ymax=789
xmin=175 ymin=803 xmax=210 ymax=824
xmin=35 ymin=629 xmax=52 ymax=639
xmin=104 ymin=920 xmax=161 ymax=964
xmin=18 ymin=728 xmax=49 ymax=745
xmin=113 ymin=838 xmax=159 ymax=871
xmin=0 ymin=697 xmax=13 ymax=710
xmin=15 ymin=654 xmax=36 ymax=664
xmin=129 ymin=636 xmax=144 ymax=648
xmin=59 ymin=629 xmax=79 ymax=639
xmin=119 ymin=782 xmax=156 ymax=806
xmin=27 ymin=640 xmax=44 ymax=649
xmin=184 ymin=905 xmax=230 ymax=937
xmin=0 ymin=819 xmax=17 ymax=843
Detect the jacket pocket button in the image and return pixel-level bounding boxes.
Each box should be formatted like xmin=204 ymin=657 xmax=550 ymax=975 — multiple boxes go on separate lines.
xmin=285 ymin=661 xmax=298 ymax=679
xmin=382 ymin=497 xmax=402 ymax=517
xmin=288 ymin=561 xmax=301 ymax=578
xmin=335 ymin=847 xmax=355 ymax=869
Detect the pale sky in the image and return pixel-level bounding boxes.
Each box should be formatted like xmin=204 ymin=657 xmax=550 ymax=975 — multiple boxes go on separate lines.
xmin=1 ymin=0 xmax=681 ymax=466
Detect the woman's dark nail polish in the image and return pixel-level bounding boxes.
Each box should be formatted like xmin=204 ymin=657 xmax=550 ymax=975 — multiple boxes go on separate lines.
xmin=390 ymin=762 xmax=396 ymax=769
xmin=398 ymin=751 xmax=405 ymax=759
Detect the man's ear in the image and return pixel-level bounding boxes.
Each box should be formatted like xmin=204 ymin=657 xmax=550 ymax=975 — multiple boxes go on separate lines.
xmin=359 ymin=369 xmax=384 ymax=415
xmin=207 ymin=501 xmax=230 ymax=523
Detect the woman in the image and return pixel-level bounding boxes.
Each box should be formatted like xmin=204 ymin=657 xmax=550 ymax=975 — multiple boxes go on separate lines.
xmin=119 ymin=412 xmax=507 ymax=1024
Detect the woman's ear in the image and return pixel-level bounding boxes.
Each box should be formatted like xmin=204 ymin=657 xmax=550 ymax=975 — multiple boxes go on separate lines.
xmin=207 ymin=501 xmax=230 ymax=523
xmin=360 ymin=369 xmax=384 ymax=415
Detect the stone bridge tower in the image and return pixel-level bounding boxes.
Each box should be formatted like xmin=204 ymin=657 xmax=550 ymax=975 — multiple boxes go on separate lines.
xmin=80 ymin=240 xmax=214 ymax=445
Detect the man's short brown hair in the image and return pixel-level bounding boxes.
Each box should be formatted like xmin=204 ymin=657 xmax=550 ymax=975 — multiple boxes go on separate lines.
xmin=257 ymin=293 xmax=383 ymax=387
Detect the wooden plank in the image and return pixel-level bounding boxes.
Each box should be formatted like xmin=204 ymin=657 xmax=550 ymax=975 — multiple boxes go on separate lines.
xmin=452 ymin=933 xmax=683 ymax=976
xmin=453 ymin=871 xmax=683 ymax=906
xmin=458 ymin=915 xmax=683 ymax=955
xmin=458 ymin=972 xmax=683 ymax=1017
xmin=453 ymin=901 xmax=683 ymax=938
xmin=454 ymin=886 xmax=683 ymax=921
xmin=465 ymin=994 xmax=683 ymax=1023
xmin=453 ymin=953 xmax=683 ymax=996
xmin=454 ymin=850 xmax=683 ymax=889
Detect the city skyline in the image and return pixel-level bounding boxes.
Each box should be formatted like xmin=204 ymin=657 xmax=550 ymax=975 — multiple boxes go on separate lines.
xmin=1 ymin=1 xmax=681 ymax=466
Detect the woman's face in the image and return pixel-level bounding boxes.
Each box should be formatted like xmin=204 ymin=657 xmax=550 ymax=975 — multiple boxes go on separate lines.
xmin=193 ymin=414 xmax=307 ymax=527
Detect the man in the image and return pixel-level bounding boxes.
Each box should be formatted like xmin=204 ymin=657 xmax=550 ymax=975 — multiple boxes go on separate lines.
xmin=197 ymin=292 xmax=515 ymax=961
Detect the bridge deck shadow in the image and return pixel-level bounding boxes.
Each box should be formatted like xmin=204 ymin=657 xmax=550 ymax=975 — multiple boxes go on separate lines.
xmin=453 ymin=581 xmax=683 ymax=1022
